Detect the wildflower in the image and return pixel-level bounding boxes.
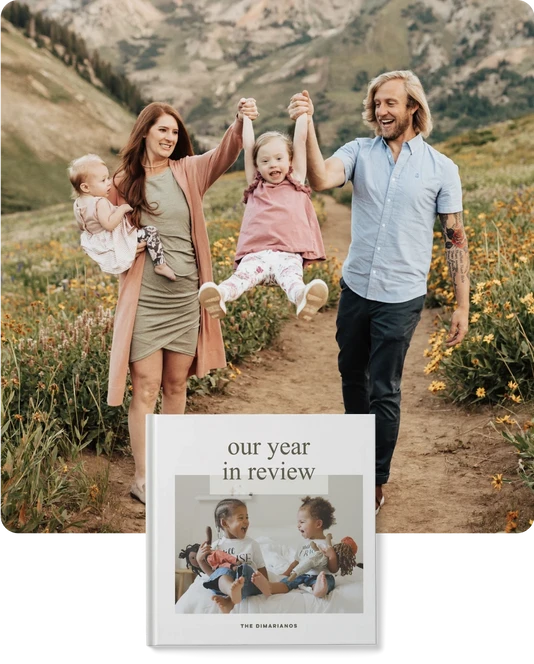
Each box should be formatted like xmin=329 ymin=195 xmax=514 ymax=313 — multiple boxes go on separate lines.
xmin=504 ymin=301 xmax=511 ymax=310
xmin=11 ymin=377 xmax=20 ymax=386
xmin=471 ymin=293 xmax=482 ymax=305
xmin=483 ymin=334 xmax=494 ymax=344
xmin=476 ymin=387 xmax=486 ymax=398
xmin=495 ymin=415 xmax=514 ymax=424
xmin=472 ymin=358 xmax=480 ymax=366
xmin=509 ymin=394 xmax=522 ymax=404
xmin=483 ymin=306 xmax=492 ymax=315
xmin=32 ymin=411 xmax=43 ymax=421
xmin=38 ymin=381 xmax=46 ymax=390
xmin=89 ymin=484 xmax=99 ymax=501
xmin=470 ymin=313 xmax=481 ymax=323
xmin=229 ymin=373 xmax=236 ymax=380
xmin=14 ymin=414 xmax=23 ymax=421
xmin=523 ymin=421 xmax=533 ymax=431
xmin=518 ymin=256 xmax=528 ymax=263
xmin=491 ymin=474 xmax=503 ymax=491
xmin=63 ymin=465 xmax=68 ymax=473
xmin=505 ymin=313 xmax=515 ymax=319
xmin=477 ymin=213 xmax=486 ymax=220
xmin=506 ymin=510 xmax=519 ymax=522
xmin=58 ymin=303 xmax=65 ymax=310
xmin=508 ymin=381 xmax=518 ymax=390
xmin=428 ymin=381 xmax=446 ymax=393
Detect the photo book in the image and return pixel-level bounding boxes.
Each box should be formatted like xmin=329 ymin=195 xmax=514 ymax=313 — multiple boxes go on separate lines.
xmin=147 ymin=413 xmax=376 ymax=646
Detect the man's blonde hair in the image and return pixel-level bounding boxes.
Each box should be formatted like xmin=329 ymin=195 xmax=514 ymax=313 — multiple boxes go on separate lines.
xmin=362 ymin=70 xmax=433 ymax=138
xmin=67 ymin=153 xmax=106 ymax=196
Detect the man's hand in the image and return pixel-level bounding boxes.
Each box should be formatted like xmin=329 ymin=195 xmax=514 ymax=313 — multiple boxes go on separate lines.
xmin=237 ymin=97 xmax=259 ymax=121
xmin=288 ymin=90 xmax=314 ymax=121
xmin=135 ymin=241 xmax=147 ymax=256
xmin=447 ymin=307 xmax=469 ymax=346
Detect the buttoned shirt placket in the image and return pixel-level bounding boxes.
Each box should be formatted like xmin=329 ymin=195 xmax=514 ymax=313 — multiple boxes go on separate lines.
xmin=366 ymin=139 xmax=414 ymax=300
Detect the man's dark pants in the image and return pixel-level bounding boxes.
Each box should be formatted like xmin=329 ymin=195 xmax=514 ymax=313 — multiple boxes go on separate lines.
xmin=336 ymin=278 xmax=425 ymax=485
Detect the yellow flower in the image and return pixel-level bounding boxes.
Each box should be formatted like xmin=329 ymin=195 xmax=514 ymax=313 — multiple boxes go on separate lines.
xmin=483 ymin=334 xmax=494 ymax=344
xmin=477 ymin=213 xmax=486 ymax=220
xmin=476 ymin=387 xmax=486 ymax=398
xmin=428 ymin=381 xmax=446 ymax=393
xmin=14 ymin=414 xmax=23 ymax=421
xmin=58 ymin=304 xmax=65 ymax=310
xmin=491 ymin=474 xmax=503 ymax=490
xmin=472 ymin=358 xmax=480 ymax=366
xmin=471 ymin=293 xmax=482 ymax=305
xmin=509 ymin=394 xmax=522 ymax=404
xmin=505 ymin=313 xmax=515 ymax=319
xmin=508 ymin=381 xmax=518 ymax=390
xmin=470 ymin=313 xmax=480 ymax=323
xmin=89 ymin=484 xmax=99 ymax=501
xmin=495 ymin=415 xmax=514 ymax=424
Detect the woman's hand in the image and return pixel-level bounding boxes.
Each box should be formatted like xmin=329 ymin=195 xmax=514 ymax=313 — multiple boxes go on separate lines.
xmin=135 ymin=241 xmax=147 ymax=256
xmin=288 ymin=89 xmax=314 ymax=121
xmin=237 ymin=97 xmax=259 ymax=121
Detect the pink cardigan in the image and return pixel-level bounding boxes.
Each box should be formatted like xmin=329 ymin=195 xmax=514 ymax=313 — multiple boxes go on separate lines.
xmin=107 ymin=118 xmax=243 ymax=406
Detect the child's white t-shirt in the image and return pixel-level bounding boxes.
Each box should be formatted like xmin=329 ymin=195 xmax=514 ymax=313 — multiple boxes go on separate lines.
xmin=212 ymin=537 xmax=266 ymax=570
xmin=295 ymin=538 xmax=330 ymax=576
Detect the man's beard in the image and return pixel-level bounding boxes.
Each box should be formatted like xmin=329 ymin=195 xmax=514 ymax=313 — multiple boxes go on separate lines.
xmin=379 ymin=112 xmax=411 ymax=140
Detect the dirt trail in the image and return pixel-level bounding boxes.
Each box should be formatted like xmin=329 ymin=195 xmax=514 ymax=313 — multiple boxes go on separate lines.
xmin=83 ymin=196 xmax=533 ymax=533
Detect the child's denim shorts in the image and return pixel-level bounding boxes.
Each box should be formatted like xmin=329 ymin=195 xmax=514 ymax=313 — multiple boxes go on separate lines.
xmin=281 ymin=573 xmax=336 ymax=594
xmin=203 ymin=563 xmax=263 ymax=599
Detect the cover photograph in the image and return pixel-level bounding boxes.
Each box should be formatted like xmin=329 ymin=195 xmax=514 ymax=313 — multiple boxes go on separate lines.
xmin=147 ymin=413 xmax=376 ymax=646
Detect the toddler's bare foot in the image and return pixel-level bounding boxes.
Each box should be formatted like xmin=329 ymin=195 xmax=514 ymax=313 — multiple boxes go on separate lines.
xmin=229 ymin=576 xmax=245 ymax=605
xmin=312 ymin=572 xmax=329 ymax=598
xmin=251 ymin=571 xmax=271 ymax=597
xmin=154 ymin=263 xmax=176 ymax=281
xmin=212 ymin=595 xmax=234 ymax=613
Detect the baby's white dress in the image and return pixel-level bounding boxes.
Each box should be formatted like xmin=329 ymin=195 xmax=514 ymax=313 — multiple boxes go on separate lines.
xmin=74 ymin=195 xmax=137 ymax=274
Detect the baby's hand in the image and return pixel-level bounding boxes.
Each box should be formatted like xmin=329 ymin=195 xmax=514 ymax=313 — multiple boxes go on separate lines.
xmin=120 ymin=204 xmax=133 ymax=214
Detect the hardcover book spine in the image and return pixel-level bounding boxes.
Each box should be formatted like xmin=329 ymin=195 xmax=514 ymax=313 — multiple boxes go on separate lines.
xmin=146 ymin=414 xmax=156 ymax=646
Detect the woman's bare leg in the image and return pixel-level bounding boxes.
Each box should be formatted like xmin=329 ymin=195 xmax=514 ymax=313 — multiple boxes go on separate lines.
xmin=161 ymin=350 xmax=195 ymax=414
xmin=129 ymin=350 xmax=163 ymax=486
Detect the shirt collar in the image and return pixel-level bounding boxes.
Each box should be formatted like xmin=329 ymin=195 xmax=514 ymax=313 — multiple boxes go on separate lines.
xmin=380 ymin=132 xmax=424 ymax=154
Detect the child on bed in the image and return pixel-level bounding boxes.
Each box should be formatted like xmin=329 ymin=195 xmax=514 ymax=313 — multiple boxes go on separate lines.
xmin=198 ymin=111 xmax=328 ymax=322
xmin=196 ymin=498 xmax=271 ymax=613
xmin=269 ymin=495 xmax=338 ymax=598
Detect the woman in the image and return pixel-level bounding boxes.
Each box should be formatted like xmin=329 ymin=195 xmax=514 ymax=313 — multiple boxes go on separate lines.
xmin=107 ymin=98 xmax=258 ymax=504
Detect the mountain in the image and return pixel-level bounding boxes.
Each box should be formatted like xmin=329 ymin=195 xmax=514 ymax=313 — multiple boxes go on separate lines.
xmin=1 ymin=18 xmax=135 ymax=212
xmin=24 ymin=0 xmax=534 ymax=147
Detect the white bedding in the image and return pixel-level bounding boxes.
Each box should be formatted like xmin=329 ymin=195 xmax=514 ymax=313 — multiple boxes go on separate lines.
xmin=175 ymin=535 xmax=363 ymax=614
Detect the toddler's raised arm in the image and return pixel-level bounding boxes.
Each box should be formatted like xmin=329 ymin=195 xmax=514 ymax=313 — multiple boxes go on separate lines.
xmin=243 ymin=114 xmax=256 ymax=186
xmin=291 ymin=112 xmax=308 ymax=184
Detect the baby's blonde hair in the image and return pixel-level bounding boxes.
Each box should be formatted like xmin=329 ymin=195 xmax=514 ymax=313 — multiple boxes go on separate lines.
xmin=253 ymin=131 xmax=293 ymax=166
xmin=67 ymin=153 xmax=106 ymax=197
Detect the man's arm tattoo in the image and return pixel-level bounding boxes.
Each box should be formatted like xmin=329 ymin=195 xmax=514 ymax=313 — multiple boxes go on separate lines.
xmin=439 ymin=211 xmax=470 ymax=292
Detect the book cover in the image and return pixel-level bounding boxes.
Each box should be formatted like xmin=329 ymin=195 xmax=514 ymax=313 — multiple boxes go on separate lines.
xmin=147 ymin=413 xmax=376 ymax=646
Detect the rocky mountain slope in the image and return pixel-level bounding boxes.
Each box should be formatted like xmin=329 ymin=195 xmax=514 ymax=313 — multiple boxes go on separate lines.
xmin=25 ymin=0 xmax=534 ymax=146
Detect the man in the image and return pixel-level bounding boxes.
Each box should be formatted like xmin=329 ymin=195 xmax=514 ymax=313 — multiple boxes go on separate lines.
xmin=288 ymin=71 xmax=470 ymax=514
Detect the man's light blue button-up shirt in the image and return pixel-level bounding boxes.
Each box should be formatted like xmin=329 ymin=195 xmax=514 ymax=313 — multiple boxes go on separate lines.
xmin=333 ymin=133 xmax=463 ymax=303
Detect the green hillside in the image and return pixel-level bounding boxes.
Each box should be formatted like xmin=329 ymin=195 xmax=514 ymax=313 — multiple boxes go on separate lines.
xmin=1 ymin=21 xmax=135 ymax=213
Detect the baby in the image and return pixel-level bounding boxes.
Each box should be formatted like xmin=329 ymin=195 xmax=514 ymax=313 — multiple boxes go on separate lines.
xmin=269 ymin=496 xmax=338 ymax=598
xmin=69 ymin=153 xmax=175 ymax=280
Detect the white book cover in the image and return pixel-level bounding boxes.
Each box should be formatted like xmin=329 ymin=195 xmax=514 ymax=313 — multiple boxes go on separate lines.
xmin=147 ymin=413 xmax=376 ymax=646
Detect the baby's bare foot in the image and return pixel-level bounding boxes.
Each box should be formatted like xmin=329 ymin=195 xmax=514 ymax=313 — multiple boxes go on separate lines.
xmin=212 ymin=595 xmax=234 ymax=613
xmin=229 ymin=576 xmax=245 ymax=605
xmin=312 ymin=572 xmax=329 ymax=598
xmin=154 ymin=263 xmax=176 ymax=281
xmin=251 ymin=571 xmax=271 ymax=597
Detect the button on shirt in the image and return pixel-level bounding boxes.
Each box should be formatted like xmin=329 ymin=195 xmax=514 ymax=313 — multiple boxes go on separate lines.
xmin=333 ymin=133 xmax=463 ymax=303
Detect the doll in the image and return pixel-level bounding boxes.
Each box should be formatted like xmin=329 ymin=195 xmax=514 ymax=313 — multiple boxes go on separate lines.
xmin=178 ymin=527 xmax=214 ymax=576
xmin=333 ymin=536 xmax=358 ymax=576
xmin=178 ymin=543 xmax=202 ymax=576
xmin=287 ymin=534 xmax=359 ymax=581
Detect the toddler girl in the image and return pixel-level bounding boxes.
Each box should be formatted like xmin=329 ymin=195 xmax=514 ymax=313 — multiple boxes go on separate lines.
xmin=269 ymin=495 xmax=338 ymax=598
xmin=199 ymin=112 xmax=328 ymax=321
xmin=196 ymin=498 xmax=271 ymax=613
xmin=69 ymin=153 xmax=175 ymax=280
